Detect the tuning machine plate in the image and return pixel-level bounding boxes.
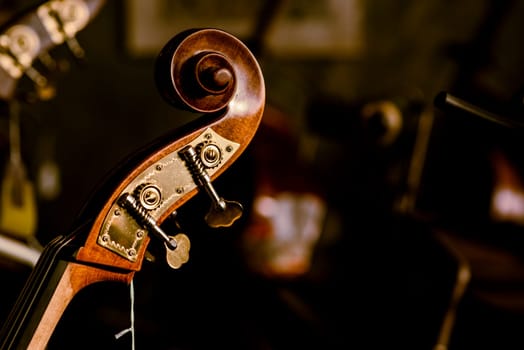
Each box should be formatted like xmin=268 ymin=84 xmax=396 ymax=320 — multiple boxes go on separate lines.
xmin=98 ymin=128 xmax=239 ymax=262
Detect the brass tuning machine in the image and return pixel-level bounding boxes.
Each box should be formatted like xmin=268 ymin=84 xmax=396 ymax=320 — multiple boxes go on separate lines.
xmin=118 ymin=192 xmax=190 ymax=269
xmin=179 ymin=144 xmax=243 ymax=228
xmin=97 ymin=127 xmax=241 ymax=266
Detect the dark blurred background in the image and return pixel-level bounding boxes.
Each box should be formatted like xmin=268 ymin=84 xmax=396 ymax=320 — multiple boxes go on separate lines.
xmin=1 ymin=0 xmax=524 ymax=349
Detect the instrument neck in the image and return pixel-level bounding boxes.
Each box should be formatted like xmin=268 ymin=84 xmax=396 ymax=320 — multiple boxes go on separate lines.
xmin=0 ymin=224 xmax=135 ymax=350
xmin=0 ymin=234 xmax=72 ymax=349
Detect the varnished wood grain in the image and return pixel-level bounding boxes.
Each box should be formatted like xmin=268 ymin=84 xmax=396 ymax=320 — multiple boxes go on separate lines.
xmin=27 ymin=261 xmax=133 ymax=349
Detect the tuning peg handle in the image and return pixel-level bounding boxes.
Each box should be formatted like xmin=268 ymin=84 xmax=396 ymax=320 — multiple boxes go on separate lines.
xmin=179 ymin=145 xmax=244 ymax=227
xmin=165 ymin=233 xmax=190 ymax=269
xmin=205 ymin=200 xmax=243 ymax=228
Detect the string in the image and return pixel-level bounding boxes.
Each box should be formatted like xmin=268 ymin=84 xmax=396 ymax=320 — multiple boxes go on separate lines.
xmin=114 ymin=280 xmax=136 ymax=350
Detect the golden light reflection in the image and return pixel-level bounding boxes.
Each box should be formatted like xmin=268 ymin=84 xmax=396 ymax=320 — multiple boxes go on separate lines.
xmin=489 ymin=149 xmax=524 ymax=226
xmin=491 ymin=188 xmax=524 ymax=225
xmin=244 ymin=192 xmax=326 ymax=278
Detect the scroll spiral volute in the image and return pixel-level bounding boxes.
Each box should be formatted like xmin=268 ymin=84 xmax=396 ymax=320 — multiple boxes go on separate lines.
xmin=155 ymin=28 xmax=265 ymax=115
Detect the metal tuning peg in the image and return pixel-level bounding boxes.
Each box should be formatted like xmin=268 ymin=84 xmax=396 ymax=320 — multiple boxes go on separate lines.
xmin=118 ymin=193 xmax=190 ymax=269
xmin=179 ymin=145 xmax=243 ymax=228
xmin=0 ymin=25 xmax=55 ymax=101
xmin=165 ymin=233 xmax=190 ymax=269
xmin=42 ymin=0 xmax=88 ymax=63
xmin=64 ymin=36 xmax=86 ymax=62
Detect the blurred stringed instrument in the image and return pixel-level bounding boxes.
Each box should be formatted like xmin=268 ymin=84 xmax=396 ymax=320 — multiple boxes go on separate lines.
xmin=0 ymin=0 xmax=106 ymax=241
xmin=0 ymin=99 xmax=36 ymax=239
xmin=0 ymin=26 xmax=265 ymax=349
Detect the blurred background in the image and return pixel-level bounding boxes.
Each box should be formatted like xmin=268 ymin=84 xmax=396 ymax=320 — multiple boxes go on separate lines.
xmin=1 ymin=0 xmax=524 ymax=349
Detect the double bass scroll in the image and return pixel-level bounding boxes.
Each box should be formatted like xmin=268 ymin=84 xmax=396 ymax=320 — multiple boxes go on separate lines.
xmin=0 ymin=28 xmax=265 ymax=349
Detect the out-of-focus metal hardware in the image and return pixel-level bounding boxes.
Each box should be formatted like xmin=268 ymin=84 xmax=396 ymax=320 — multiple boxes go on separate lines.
xmin=37 ymin=0 xmax=90 ymax=44
xmin=0 ymin=25 xmax=41 ymax=79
